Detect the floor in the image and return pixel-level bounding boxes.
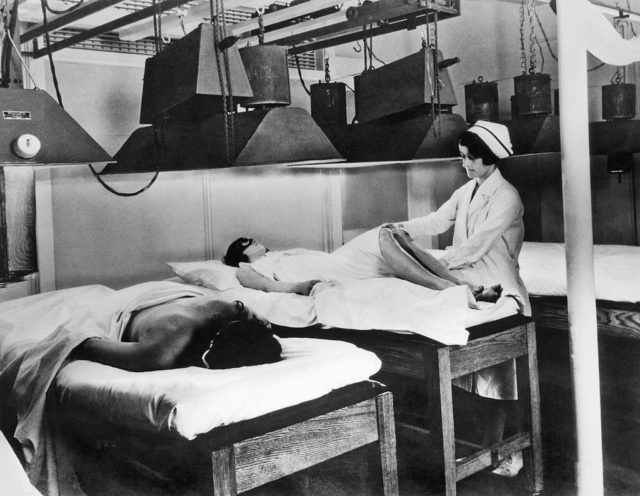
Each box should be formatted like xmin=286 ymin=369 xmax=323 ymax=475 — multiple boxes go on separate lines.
xmin=70 ymin=377 xmax=640 ymax=496
xmin=65 ymin=332 xmax=640 ymax=496
xmin=72 ymin=427 xmax=638 ymax=496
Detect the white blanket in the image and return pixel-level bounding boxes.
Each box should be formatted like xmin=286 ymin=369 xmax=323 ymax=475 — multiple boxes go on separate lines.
xmin=55 ymin=338 xmax=381 ymax=439
xmin=519 ymin=242 xmax=640 ymax=303
xmin=0 ymin=281 xmax=205 ymax=494
xmin=312 ymin=278 xmax=519 ymax=345
xmin=170 ymin=276 xmax=519 ymax=346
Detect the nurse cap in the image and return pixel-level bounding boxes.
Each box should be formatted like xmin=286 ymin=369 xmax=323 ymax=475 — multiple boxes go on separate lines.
xmin=467 ymin=120 xmax=514 ymax=159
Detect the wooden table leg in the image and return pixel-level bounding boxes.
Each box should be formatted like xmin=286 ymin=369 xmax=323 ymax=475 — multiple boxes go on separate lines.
xmin=438 ymin=348 xmax=457 ymax=496
xmin=211 ymin=447 xmax=238 ymax=496
xmin=517 ymin=323 xmax=544 ymax=494
xmin=377 ymin=391 xmax=400 ymax=496
xmin=424 ymin=345 xmax=457 ymax=496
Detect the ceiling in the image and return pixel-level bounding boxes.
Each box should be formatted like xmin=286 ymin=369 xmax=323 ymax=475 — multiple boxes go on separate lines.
xmin=15 ymin=0 xmax=462 ymax=57
xmin=13 ymin=0 xmax=640 ymax=59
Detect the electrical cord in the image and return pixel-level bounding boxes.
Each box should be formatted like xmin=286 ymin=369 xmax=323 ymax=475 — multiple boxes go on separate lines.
xmin=293 ymin=51 xmax=311 ymax=96
xmin=42 ymin=0 xmax=85 ymax=15
xmin=88 ymin=125 xmax=162 ymax=197
xmin=39 ymin=0 xmax=64 ymax=107
xmin=1 ymin=0 xmax=18 ymax=87
xmin=88 ymin=163 xmax=160 ymax=196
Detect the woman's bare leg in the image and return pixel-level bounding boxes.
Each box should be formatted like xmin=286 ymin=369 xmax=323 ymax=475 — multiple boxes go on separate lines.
xmin=379 ymin=227 xmax=458 ymax=291
xmin=391 ymin=228 xmax=467 ymax=284
xmin=387 ymin=227 xmax=502 ymax=302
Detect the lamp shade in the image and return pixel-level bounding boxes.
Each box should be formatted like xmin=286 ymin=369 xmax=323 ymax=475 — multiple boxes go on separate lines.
xmin=0 ymin=88 xmax=111 ymax=165
xmin=140 ymin=23 xmax=254 ymax=124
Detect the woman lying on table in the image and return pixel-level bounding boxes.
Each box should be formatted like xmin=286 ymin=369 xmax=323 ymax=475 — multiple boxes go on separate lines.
xmin=223 ymin=121 xmax=529 ymax=476
xmin=75 ymin=296 xmax=281 ymax=372
xmin=224 ymin=121 xmax=528 ymax=313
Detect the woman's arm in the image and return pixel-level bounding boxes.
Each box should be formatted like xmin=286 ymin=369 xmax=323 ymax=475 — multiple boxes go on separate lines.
xmin=441 ymin=189 xmax=523 ymax=269
xmin=401 ymin=187 xmax=462 ymax=237
xmin=237 ymin=265 xmax=319 ymax=295
xmin=73 ymin=337 xmax=180 ymax=371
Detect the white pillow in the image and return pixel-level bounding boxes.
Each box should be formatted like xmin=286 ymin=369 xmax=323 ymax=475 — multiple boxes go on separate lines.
xmin=167 ymin=260 xmax=243 ymax=291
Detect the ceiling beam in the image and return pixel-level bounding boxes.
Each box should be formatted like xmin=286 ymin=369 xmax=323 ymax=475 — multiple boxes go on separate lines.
xmin=20 ymin=0 xmax=126 ymax=44
xmin=25 ymin=0 xmax=458 ymax=58
xmin=229 ymin=0 xmax=351 ymax=38
xmin=117 ymin=0 xmax=263 ymax=41
xmin=118 ymin=0 xmax=346 ymax=41
xmin=244 ymin=0 xmax=456 ymax=47
xmin=28 ymin=0 xmax=188 ymax=58
xmin=287 ymin=14 xmax=428 ymax=54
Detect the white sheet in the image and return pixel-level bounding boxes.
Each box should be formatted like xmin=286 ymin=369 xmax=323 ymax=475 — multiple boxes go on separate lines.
xmin=519 ymin=242 xmax=640 ymax=303
xmin=172 ymin=278 xmax=519 ymax=346
xmin=312 ymin=278 xmax=519 ymax=345
xmin=0 ymin=281 xmax=214 ymax=495
xmin=55 ymin=338 xmax=381 ymax=440
xmin=0 ymin=432 xmax=41 ymax=496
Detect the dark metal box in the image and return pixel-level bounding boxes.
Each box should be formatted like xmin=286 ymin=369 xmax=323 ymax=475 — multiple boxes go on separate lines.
xmin=140 ymin=23 xmax=253 ymax=124
xmin=354 ymin=49 xmax=458 ymax=124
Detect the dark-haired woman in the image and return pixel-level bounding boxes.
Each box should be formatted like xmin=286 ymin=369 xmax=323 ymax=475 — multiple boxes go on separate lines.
xmin=400 ymin=121 xmax=529 ymax=476
xmin=401 ymin=120 xmax=529 ymax=317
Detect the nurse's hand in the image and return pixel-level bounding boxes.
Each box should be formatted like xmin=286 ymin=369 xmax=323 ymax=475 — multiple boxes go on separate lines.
xmin=437 ymin=258 xmax=450 ymax=269
xmin=381 ymin=222 xmax=405 ymax=230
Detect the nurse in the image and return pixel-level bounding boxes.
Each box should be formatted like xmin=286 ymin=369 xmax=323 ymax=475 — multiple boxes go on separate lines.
xmin=400 ymin=120 xmax=529 ymax=476
xmin=400 ymin=120 xmax=530 ymax=316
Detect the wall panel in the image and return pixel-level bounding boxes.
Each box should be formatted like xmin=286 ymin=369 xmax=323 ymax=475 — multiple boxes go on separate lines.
xmin=35 ymin=165 xmax=334 ymax=290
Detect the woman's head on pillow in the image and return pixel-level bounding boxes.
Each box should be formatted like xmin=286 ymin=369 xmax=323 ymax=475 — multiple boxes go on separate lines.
xmin=223 ymin=237 xmax=269 ymax=266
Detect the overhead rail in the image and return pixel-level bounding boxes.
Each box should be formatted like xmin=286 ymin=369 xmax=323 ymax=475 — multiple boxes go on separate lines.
xmin=117 ymin=0 xmax=270 ymax=40
xmin=22 ymin=0 xmax=459 ymax=58
xmin=261 ymin=0 xmax=454 ymax=54
xmin=20 ymin=0 xmax=126 ymax=44
xmin=27 ymin=0 xmax=189 ymax=57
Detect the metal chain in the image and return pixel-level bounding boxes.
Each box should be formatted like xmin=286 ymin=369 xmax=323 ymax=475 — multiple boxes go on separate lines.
xmin=210 ymin=0 xmax=231 ymax=162
xmin=0 ymin=30 xmax=38 ymax=88
xmin=527 ymin=0 xmax=538 ymax=74
xmin=219 ymin=0 xmax=235 ymax=159
xmin=257 ymin=8 xmax=265 ymax=45
xmin=157 ymin=0 xmax=164 ymax=52
xmin=177 ymin=6 xmax=187 ymax=35
xmin=368 ymin=22 xmax=373 ymax=70
xmin=152 ymin=0 xmax=160 ymax=53
xmin=361 ymin=25 xmax=368 ymax=71
xmin=424 ymin=10 xmax=436 ymax=135
xmin=0 ymin=0 xmax=8 ymax=35
xmin=432 ymin=11 xmax=440 ymax=113
xmin=611 ymin=17 xmax=628 ymax=84
xmin=324 ymin=57 xmax=330 ymax=83
xmin=519 ymin=0 xmax=527 ymax=75
xmin=433 ymin=10 xmax=441 ymax=135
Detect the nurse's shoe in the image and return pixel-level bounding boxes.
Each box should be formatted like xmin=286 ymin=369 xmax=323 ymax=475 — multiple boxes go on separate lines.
xmin=492 ymin=450 xmax=523 ymax=477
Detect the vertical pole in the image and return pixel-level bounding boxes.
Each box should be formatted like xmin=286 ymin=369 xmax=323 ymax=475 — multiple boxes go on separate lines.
xmin=556 ymin=2 xmax=604 ymax=495
xmin=0 ymin=168 xmax=8 ymax=282
xmin=322 ymin=169 xmax=343 ymax=252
